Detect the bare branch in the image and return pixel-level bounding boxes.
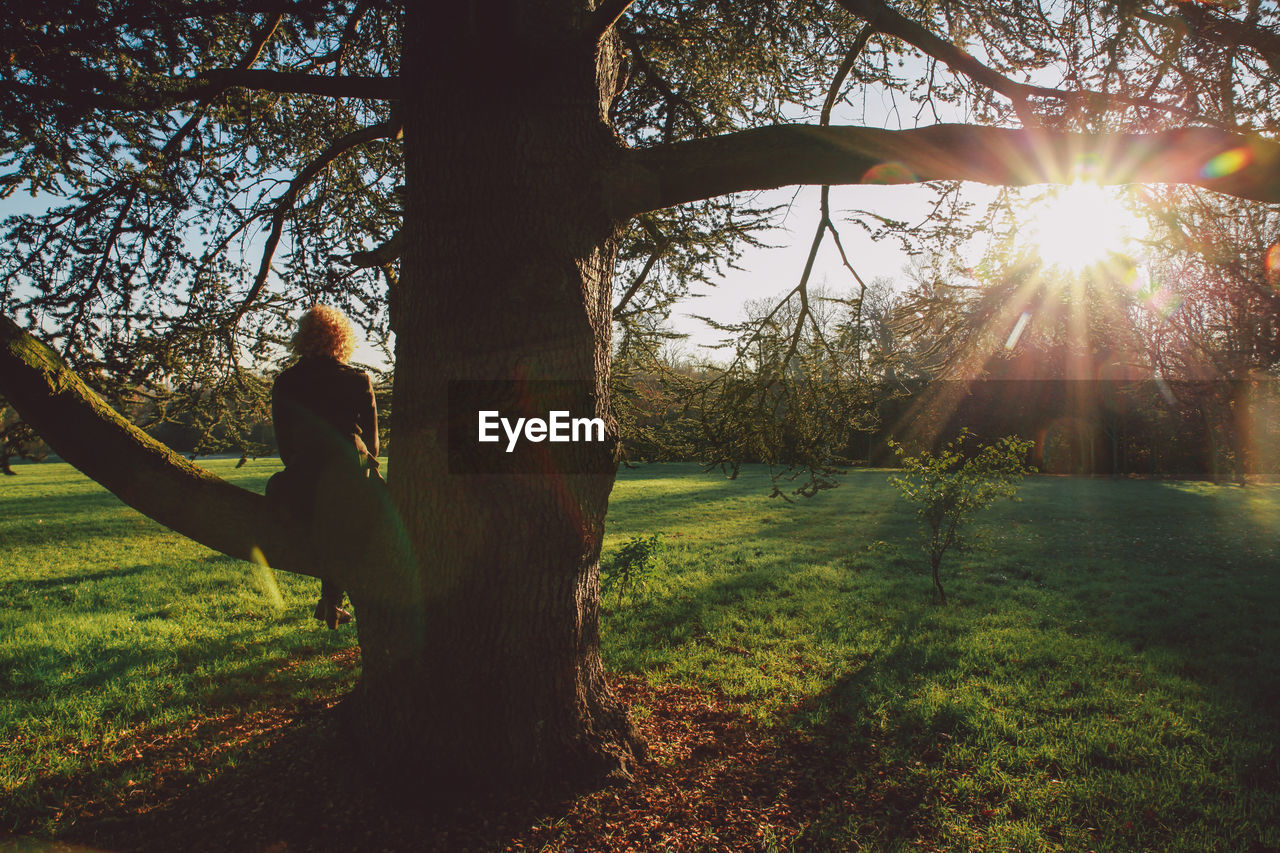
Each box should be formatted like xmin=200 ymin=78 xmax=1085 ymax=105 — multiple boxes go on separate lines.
xmin=832 ymin=0 xmax=1191 ymax=123
xmin=5 ymin=69 xmax=399 ymax=112
xmin=618 ymin=28 xmax=708 ymax=141
xmin=233 ymin=119 xmax=404 ymax=323
xmin=781 ymin=23 xmax=876 ymax=365
xmin=822 ymin=25 xmax=875 ymax=125
xmin=613 ymin=246 xmax=667 ymax=317
xmin=334 ymin=0 xmax=375 ymax=73
xmin=611 ymin=124 xmax=1280 ymax=216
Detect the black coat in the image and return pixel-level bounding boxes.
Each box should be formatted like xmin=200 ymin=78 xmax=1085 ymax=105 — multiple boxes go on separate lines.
xmin=268 ymin=357 xmax=380 ymax=530
xmin=272 ymin=356 xmax=379 ymax=471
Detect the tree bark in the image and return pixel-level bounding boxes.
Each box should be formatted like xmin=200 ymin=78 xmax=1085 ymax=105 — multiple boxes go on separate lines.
xmin=339 ymin=3 xmax=642 ymax=791
xmin=612 ymin=124 xmax=1280 ymax=215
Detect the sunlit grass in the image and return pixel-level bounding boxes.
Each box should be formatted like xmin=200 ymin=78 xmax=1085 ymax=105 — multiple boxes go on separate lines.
xmin=601 ymin=465 xmax=1280 ymax=852
xmin=2 ymin=461 xmax=1277 ymax=850
xmin=0 ymin=458 xmax=359 ymax=833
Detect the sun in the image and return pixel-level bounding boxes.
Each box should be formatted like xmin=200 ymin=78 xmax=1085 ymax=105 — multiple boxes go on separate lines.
xmin=1023 ymin=182 xmax=1149 ymax=271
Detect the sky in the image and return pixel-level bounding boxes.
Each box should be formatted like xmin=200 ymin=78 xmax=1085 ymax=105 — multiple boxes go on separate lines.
xmin=4 ymin=29 xmax=1033 ymax=373
xmin=669 ymin=184 xmax=918 ymax=351
xmin=0 ymin=154 xmax=1026 ymax=370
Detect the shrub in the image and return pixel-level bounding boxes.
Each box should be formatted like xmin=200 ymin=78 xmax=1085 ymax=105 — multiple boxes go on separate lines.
xmin=602 ymin=533 xmax=665 ymax=604
xmin=888 ymin=430 xmax=1034 ymax=604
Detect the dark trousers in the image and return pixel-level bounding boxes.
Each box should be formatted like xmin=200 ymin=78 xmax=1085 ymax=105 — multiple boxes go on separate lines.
xmin=267 ymin=456 xmax=384 ymax=615
xmin=319 ymin=577 xmax=343 ymax=608
xmin=266 ymin=465 xmax=345 ymax=609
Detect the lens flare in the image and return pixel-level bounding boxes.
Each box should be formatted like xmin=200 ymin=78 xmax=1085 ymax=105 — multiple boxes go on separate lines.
xmin=1267 ymin=243 xmax=1280 ymax=286
xmin=1004 ymin=311 xmax=1031 ymax=350
xmin=1126 ymin=266 xmax=1183 ymax=319
xmin=1201 ymin=147 xmax=1252 ymax=178
xmin=861 ymin=162 xmax=917 ymax=184
xmin=249 ymin=546 xmax=284 ymax=609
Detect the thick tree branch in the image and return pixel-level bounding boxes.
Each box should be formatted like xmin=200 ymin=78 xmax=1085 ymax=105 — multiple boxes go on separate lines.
xmin=350 ymin=230 xmax=404 ymax=268
xmin=610 ymin=124 xmax=1280 ymax=216
xmin=1171 ymin=0 xmax=1280 ymax=73
xmin=205 ymin=70 xmax=398 ymax=100
xmin=0 ymin=315 xmax=317 ymax=578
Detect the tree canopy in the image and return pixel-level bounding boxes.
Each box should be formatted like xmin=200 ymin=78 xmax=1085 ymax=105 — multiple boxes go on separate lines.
xmin=2 ymin=0 xmax=1278 ymax=402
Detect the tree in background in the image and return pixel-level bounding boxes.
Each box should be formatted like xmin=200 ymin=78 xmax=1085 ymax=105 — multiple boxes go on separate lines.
xmin=691 ymin=286 xmax=880 ymax=497
xmin=2 ymin=0 xmax=1280 ymax=791
xmin=1139 ymin=190 xmax=1280 ymax=482
xmin=1 ymin=398 xmax=48 ymax=474
xmin=889 ymin=431 xmax=1034 ymax=605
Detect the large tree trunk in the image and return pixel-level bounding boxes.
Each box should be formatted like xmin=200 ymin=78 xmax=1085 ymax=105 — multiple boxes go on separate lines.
xmin=342 ymin=4 xmax=642 ymax=790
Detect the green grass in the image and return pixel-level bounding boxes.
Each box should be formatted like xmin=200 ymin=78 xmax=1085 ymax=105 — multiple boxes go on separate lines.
xmin=3 ymin=460 xmax=1279 ymax=850
xmin=0 ymin=458 xmax=359 ymax=833
xmin=600 ymin=466 xmax=1280 ymax=852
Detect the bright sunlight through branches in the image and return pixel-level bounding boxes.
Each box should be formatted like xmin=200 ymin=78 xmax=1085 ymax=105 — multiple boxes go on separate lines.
xmin=1023 ymin=183 xmax=1150 ymax=271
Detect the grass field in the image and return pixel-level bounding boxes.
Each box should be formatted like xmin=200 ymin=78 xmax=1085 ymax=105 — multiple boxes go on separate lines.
xmin=1 ymin=460 xmax=1278 ymax=851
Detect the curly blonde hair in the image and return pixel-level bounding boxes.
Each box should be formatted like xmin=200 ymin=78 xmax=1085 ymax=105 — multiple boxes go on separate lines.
xmin=291 ymin=305 xmax=357 ymax=362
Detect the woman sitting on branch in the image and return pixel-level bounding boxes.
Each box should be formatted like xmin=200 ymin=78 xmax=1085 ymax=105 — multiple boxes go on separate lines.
xmin=268 ymin=305 xmax=381 ymax=629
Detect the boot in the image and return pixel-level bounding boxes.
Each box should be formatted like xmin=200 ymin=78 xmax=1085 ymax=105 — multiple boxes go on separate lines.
xmin=314 ymin=597 xmax=352 ymax=629
xmin=327 ymin=605 xmax=352 ymax=629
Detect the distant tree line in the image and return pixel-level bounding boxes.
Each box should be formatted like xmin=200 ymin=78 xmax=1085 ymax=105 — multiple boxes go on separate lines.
xmin=7 ymin=185 xmax=1275 ymax=485
xmin=611 ymin=185 xmax=1280 ymax=489
xmin=1 ymin=397 xmax=49 ymax=473
xmin=8 ymin=289 xmax=1274 ymax=482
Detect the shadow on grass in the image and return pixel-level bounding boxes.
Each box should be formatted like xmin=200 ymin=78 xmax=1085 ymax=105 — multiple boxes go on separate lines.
xmin=51 ymin=699 xmax=394 ymax=853
xmin=2 ymin=620 xmax=335 ymax=702
xmin=9 ymin=467 xmax=1279 ymax=849
xmin=619 ymin=470 xmax=1280 ymax=717
xmin=1003 ymin=478 xmax=1280 ymax=714
xmin=601 ymin=474 xmax=1280 ymax=849
xmin=0 ymin=563 xmax=155 ymax=595
xmin=54 ymin=677 xmax=864 ymax=853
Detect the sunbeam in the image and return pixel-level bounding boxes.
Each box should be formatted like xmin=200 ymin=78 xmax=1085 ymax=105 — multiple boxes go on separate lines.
xmin=1023 ymin=183 xmax=1150 ymax=271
